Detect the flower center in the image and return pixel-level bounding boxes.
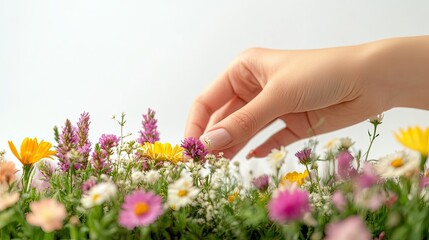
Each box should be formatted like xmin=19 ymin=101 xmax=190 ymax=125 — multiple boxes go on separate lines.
xmin=391 ymin=158 xmax=404 ymax=168
xmin=134 ymin=202 xmax=149 ymax=216
xmin=92 ymin=193 xmax=101 ymax=202
xmin=178 ymin=189 xmax=188 ymax=197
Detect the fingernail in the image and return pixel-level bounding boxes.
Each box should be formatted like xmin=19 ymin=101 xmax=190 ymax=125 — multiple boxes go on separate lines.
xmin=200 ymin=128 xmax=232 ymax=150
xmin=246 ymin=149 xmax=257 ymax=160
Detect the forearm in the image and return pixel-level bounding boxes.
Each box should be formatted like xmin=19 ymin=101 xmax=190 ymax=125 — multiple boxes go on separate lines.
xmin=357 ymin=36 xmax=429 ymax=110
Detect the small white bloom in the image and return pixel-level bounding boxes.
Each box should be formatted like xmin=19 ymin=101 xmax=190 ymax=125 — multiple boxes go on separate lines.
xmin=267 ymin=146 xmax=287 ymax=169
xmin=81 ymin=182 xmax=117 ymax=208
xmin=324 ymin=138 xmax=340 ymax=152
xmin=339 ymin=137 xmax=354 ymax=149
xmin=131 ymin=171 xmax=145 ymax=183
xmin=375 ymin=151 xmax=419 ymax=178
xmin=167 ymin=176 xmax=199 ymax=210
xmin=369 ymin=113 xmax=384 ymax=124
xmin=145 ymin=170 xmax=160 ymax=184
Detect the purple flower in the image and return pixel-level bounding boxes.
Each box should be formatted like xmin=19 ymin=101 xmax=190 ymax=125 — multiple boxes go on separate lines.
xmin=354 ymin=163 xmax=379 ymax=189
xmin=119 ymin=190 xmax=163 ymax=229
xmin=181 ymin=137 xmax=208 ymax=162
xmin=268 ymin=189 xmax=310 ymax=223
xmin=76 ymin=112 xmax=91 ymax=169
xmin=82 ymin=177 xmax=97 ymax=194
xmin=137 ymin=108 xmax=160 ymax=144
xmin=251 ymin=175 xmax=270 ymax=192
xmin=325 ymin=216 xmax=371 ymax=240
xmin=56 ymin=119 xmax=77 ymax=172
xmin=295 ymin=148 xmax=312 ymax=165
xmin=99 ymin=134 xmax=120 ymax=153
xmin=91 ymin=145 xmax=111 ymax=173
xmin=337 ymin=151 xmax=356 ymax=179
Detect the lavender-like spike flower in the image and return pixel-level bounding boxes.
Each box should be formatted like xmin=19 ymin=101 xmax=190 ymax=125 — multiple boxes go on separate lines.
xmin=99 ymin=134 xmax=120 ymax=154
xmin=56 ymin=119 xmax=77 ymax=172
xmin=295 ymin=148 xmax=312 ymax=165
xmin=137 ymin=108 xmax=160 ymax=144
xmin=91 ymin=144 xmax=111 ymax=174
xmin=75 ymin=112 xmax=91 ymax=169
xmin=181 ymin=137 xmax=208 ymax=162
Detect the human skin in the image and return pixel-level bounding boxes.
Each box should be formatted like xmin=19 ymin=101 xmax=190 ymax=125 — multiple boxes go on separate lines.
xmin=184 ymin=36 xmax=429 ymax=159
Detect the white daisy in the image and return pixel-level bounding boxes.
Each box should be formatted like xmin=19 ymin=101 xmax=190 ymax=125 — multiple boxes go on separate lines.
xmin=167 ymin=176 xmax=199 ymax=210
xmin=267 ymin=146 xmax=287 ymax=169
xmin=339 ymin=137 xmax=354 ymax=149
xmin=374 ymin=151 xmax=419 ymax=178
xmin=81 ymin=182 xmax=117 ymax=208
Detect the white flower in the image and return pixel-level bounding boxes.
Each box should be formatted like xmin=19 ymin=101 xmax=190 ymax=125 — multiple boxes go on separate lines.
xmin=267 ymin=146 xmax=287 ymax=169
xmin=131 ymin=171 xmax=145 ymax=183
xmin=167 ymin=176 xmax=199 ymax=210
xmin=375 ymin=151 xmax=419 ymax=178
xmin=324 ymin=138 xmax=340 ymax=151
xmin=81 ymin=182 xmax=117 ymax=208
xmin=339 ymin=137 xmax=354 ymax=149
xmin=145 ymin=170 xmax=160 ymax=184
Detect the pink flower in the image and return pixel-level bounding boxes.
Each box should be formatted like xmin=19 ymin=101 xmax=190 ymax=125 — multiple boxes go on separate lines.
xmin=268 ymin=188 xmax=310 ymax=223
xmin=354 ymin=163 xmax=379 ymax=189
xmin=325 ymin=216 xmax=371 ymax=240
xmin=0 ymin=192 xmax=19 ymax=211
xmin=337 ymin=151 xmax=356 ymax=179
xmin=332 ymin=191 xmax=346 ymax=212
xmin=26 ymin=199 xmax=67 ymax=232
xmin=251 ymin=175 xmax=270 ymax=192
xmin=119 ymin=190 xmax=163 ymax=229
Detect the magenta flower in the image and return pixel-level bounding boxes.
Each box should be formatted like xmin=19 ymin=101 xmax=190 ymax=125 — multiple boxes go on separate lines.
xmin=76 ymin=112 xmax=91 ymax=167
xmin=354 ymin=163 xmax=379 ymax=189
xmin=337 ymin=151 xmax=356 ymax=179
xmin=56 ymin=119 xmax=77 ymax=172
xmin=325 ymin=216 xmax=371 ymax=240
xmin=119 ymin=190 xmax=163 ymax=229
xmin=251 ymin=175 xmax=270 ymax=192
xmin=181 ymin=137 xmax=208 ymax=162
xmin=82 ymin=177 xmax=97 ymax=194
xmin=99 ymin=134 xmax=120 ymax=154
xmin=332 ymin=191 xmax=346 ymax=212
xmin=295 ymin=148 xmax=312 ymax=165
xmin=268 ymin=189 xmax=310 ymax=223
xmin=137 ymin=108 xmax=160 ymax=144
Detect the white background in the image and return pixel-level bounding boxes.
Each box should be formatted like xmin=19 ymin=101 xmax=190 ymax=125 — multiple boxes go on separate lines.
xmin=1 ymin=1 xmax=428 ymax=176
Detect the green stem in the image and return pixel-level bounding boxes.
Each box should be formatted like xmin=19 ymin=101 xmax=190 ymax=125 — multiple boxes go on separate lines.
xmin=304 ymin=164 xmax=314 ymax=185
xmin=420 ymin=154 xmax=428 ymax=172
xmin=364 ymin=123 xmax=379 ymax=161
xmin=21 ymin=165 xmax=34 ymax=194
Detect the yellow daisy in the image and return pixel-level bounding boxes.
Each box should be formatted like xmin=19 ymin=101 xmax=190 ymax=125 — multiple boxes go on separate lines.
xmin=394 ymin=126 xmax=429 ymax=156
xmin=280 ymin=170 xmax=309 ymax=187
xmin=141 ymin=142 xmax=183 ymax=164
xmin=8 ymin=138 xmax=56 ymax=166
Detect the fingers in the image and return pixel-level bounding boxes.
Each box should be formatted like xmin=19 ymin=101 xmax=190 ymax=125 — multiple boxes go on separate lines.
xmin=185 ymin=50 xmax=264 ymax=139
xmin=206 ymin=96 xmax=247 ymax=131
xmin=200 ymin=84 xmax=282 ymax=151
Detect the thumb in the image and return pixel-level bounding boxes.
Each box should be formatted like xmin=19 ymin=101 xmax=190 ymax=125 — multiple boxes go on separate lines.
xmin=200 ymin=87 xmax=281 ymax=151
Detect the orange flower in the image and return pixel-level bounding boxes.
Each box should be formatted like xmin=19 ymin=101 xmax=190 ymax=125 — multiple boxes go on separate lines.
xmin=8 ymin=138 xmax=56 ymax=166
xmin=280 ymin=170 xmax=309 ymax=187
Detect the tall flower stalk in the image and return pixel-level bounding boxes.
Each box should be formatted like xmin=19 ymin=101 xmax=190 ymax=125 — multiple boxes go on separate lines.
xmin=137 ymin=108 xmax=160 ymax=144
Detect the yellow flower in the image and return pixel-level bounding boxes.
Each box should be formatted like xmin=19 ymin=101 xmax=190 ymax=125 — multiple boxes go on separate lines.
xmin=8 ymin=138 xmax=56 ymax=166
xmin=280 ymin=170 xmax=309 ymax=187
xmin=394 ymin=126 xmax=429 ymax=156
xmin=141 ymin=142 xmax=183 ymax=164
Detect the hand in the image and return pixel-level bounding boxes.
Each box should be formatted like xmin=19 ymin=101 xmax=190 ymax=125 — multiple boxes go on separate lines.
xmin=184 ymin=36 xmax=429 ymax=159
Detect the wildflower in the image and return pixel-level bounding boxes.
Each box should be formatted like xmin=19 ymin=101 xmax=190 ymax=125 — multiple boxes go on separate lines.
xmin=369 ymin=113 xmax=384 ymax=124
xmin=81 ymin=182 xmax=117 ymax=208
xmin=137 ymin=108 xmax=160 ymax=144
xmin=0 ymin=192 xmax=19 ymax=211
xmin=75 ymin=112 xmax=91 ymax=169
xmin=295 ymin=148 xmax=312 ymax=165
xmin=251 ymin=175 xmax=270 ymax=192
xmin=267 ymin=146 xmax=287 ymax=169
xmin=91 ymin=145 xmax=111 ymax=173
xmin=145 ymin=170 xmax=160 ymax=185
xmin=228 ymin=192 xmax=239 ymax=203
xmin=81 ymin=177 xmax=97 ymax=194
xmin=26 ymin=199 xmax=67 ymax=232
xmin=324 ymin=138 xmax=340 ymax=152
xmin=167 ymin=176 xmax=199 ymax=210
xmin=267 ymin=188 xmax=310 ymax=223
xmin=337 ymin=151 xmax=356 ymax=179
xmin=131 ymin=171 xmax=145 ymax=183
xmin=56 ymin=119 xmax=77 ymax=171
xmin=99 ymin=134 xmax=120 ymax=154
xmin=8 ymin=138 xmax=56 ymax=166
xmin=280 ymin=170 xmax=309 ymax=187
xmin=394 ymin=126 xmax=429 ymax=156
xmin=374 ymin=151 xmax=419 ymax=178
xmin=332 ymin=191 xmax=346 ymax=212
xmin=181 ymin=137 xmax=208 ymax=162
xmin=354 ymin=188 xmax=386 ymax=212
xmin=141 ymin=142 xmax=184 ymax=164
xmin=339 ymin=137 xmax=354 ymax=150
xmin=0 ymin=161 xmax=17 ymax=186
xmin=118 ymin=190 xmax=163 ymax=229
xmin=325 ymin=216 xmax=371 ymax=240
xmin=354 ymin=163 xmax=379 ymax=189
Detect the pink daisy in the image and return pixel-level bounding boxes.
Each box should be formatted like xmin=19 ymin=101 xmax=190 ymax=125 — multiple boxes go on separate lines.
xmin=118 ymin=190 xmax=163 ymax=229
xmin=268 ymin=188 xmax=310 ymax=223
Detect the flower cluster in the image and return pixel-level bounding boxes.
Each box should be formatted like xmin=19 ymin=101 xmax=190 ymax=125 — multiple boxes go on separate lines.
xmin=2 ymin=111 xmax=429 ymax=239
